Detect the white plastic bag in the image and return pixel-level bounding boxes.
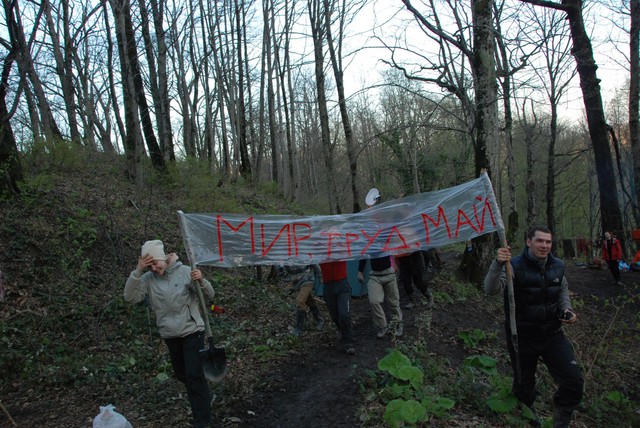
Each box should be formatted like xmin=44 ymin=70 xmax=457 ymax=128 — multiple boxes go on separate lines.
xmin=93 ymin=404 xmax=133 ymax=428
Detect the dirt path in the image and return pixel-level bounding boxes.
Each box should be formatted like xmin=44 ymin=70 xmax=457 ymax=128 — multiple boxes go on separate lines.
xmin=217 ymin=256 xmax=639 ymax=428
xmin=230 ymin=297 xmax=388 ymax=427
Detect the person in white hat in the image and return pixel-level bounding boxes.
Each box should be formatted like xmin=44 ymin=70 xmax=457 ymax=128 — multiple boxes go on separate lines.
xmin=357 ymin=190 xmax=404 ymax=338
xmin=124 ymin=240 xmax=215 ymax=428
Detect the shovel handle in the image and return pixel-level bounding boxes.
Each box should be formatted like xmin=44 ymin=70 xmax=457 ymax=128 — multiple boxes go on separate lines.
xmin=497 ymin=229 xmax=521 ymax=382
xmin=194 ymin=278 xmax=213 ymax=340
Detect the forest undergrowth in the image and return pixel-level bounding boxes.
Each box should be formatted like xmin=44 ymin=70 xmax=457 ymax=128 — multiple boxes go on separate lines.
xmin=0 ymin=152 xmax=639 ymax=427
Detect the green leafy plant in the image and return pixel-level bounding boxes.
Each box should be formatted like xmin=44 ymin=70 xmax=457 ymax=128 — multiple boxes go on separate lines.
xmin=378 ymin=349 xmax=455 ymax=427
xmin=458 ymin=328 xmax=486 ymax=349
xmin=463 ymin=354 xmax=498 ymax=377
xmin=604 ymin=390 xmax=631 ymax=409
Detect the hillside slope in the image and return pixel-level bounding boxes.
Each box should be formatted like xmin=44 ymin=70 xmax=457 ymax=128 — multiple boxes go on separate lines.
xmin=1 ymin=154 xmax=639 ymax=427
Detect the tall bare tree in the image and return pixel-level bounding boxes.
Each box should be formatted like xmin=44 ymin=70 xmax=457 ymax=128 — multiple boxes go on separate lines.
xmin=309 ymin=0 xmax=341 ymax=214
xmin=0 ymin=49 xmax=22 ymax=194
xmin=519 ymin=5 xmax=576 ymax=234
xmin=494 ymin=0 xmax=530 ymax=243
xmin=323 ymin=0 xmax=364 ymax=213
xmin=42 ymin=0 xmax=82 ymax=145
xmin=631 ymin=0 xmax=640 ymax=224
xmin=139 ymin=0 xmax=174 ymax=161
xmin=5 ymin=0 xmax=63 ymax=144
xmin=521 ymin=0 xmax=624 ymax=238
xmin=109 ymin=0 xmax=165 ymax=177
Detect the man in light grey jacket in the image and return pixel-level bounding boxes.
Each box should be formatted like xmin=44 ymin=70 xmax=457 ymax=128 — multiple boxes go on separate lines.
xmin=125 ymin=240 xmax=215 ymax=428
xmin=484 ymin=226 xmax=583 ymax=428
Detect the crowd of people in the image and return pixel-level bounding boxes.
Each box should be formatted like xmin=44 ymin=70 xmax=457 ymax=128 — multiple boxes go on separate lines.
xmin=125 ymin=203 xmax=592 ymax=427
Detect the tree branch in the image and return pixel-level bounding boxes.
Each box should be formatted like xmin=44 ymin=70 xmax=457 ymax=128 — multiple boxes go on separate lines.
xmin=519 ymin=0 xmax=571 ymax=13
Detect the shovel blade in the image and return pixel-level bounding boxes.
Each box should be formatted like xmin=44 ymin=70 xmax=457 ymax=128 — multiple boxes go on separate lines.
xmin=199 ymin=346 xmax=227 ymax=383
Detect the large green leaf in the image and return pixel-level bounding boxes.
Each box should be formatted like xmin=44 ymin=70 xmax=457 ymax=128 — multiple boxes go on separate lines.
xmin=378 ymin=349 xmax=412 ymax=378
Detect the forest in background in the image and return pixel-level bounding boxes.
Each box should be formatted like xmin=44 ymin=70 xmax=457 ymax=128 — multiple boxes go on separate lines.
xmin=0 ymin=0 xmax=638 ymax=254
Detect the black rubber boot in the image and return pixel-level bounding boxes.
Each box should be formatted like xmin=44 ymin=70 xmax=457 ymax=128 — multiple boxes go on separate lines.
xmin=293 ymin=309 xmax=306 ymax=336
xmin=553 ymin=405 xmax=576 ymax=428
xmin=310 ymin=305 xmax=325 ymax=330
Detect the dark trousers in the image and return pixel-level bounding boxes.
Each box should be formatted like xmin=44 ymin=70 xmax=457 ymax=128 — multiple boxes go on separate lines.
xmin=607 ymin=260 xmax=621 ymax=282
xmin=323 ymin=278 xmax=353 ymax=345
xmin=165 ymin=331 xmax=211 ymax=427
xmin=507 ymin=330 xmax=583 ymax=409
xmin=397 ymin=252 xmax=429 ymax=298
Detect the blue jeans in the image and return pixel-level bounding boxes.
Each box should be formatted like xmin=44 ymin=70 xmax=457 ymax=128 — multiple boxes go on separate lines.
xmin=323 ymin=278 xmax=353 ymax=346
xmin=507 ymin=330 xmax=583 ymax=408
xmin=165 ymin=331 xmax=211 ymax=427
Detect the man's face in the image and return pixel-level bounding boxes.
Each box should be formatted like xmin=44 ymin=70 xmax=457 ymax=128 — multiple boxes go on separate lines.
xmin=526 ymin=231 xmax=553 ymax=259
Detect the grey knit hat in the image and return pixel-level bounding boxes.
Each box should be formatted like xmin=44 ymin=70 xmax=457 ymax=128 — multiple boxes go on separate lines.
xmin=141 ymin=240 xmax=167 ymax=261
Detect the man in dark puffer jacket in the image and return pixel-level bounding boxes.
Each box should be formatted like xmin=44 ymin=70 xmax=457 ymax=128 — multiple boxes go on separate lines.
xmin=484 ymin=226 xmax=584 ymax=428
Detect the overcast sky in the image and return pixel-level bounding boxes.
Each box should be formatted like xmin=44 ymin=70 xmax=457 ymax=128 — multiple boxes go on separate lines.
xmin=321 ymin=1 xmax=629 ymax=123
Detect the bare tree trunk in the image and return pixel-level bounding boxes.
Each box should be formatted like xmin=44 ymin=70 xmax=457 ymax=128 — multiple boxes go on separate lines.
xmin=42 ymin=0 xmax=81 ymax=145
xmin=212 ymin=5 xmax=231 ymax=181
xmin=471 ymin=0 xmax=498 ymax=177
xmin=0 ymin=51 xmax=22 ymax=194
xmin=494 ymin=1 xmax=525 ymax=243
xmin=522 ymin=6 xmax=576 ymax=236
xmin=102 ymin=2 xmax=126 ymax=146
xmin=546 ymin=102 xmax=558 ymax=233
xmin=521 ymin=101 xmax=539 ymax=227
xmin=110 ymin=0 xmax=143 ymax=182
xmin=323 ymin=0 xmax=361 ymax=213
xmin=264 ymin=0 xmax=278 ymax=184
xmin=285 ymin=2 xmax=299 ymax=201
xmin=170 ymin=28 xmax=195 ymax=157
xmin=256 ymin=1 xmax=268 ymax=183
xmin=122 ymin=1 xmax=165 ymax=173
xmin=5 ymin=0 xmax=63 ymax=143
xmin=198 ymin=0 xmax=218 ymax=170
xmin=73 ymin=35 xmax=109 ymax=152
xmin=309 ymin=0 xmax=341 ymax=214
xmin=521 ymin=0 xmax=624 ymax=237
xmin=234 ymin=0 xmax=251 ymax=180
xmin=631 ymin=0 xmax=640 ymax=225
xmin=276 ymin=0 xmax=297 ymax=200
xmin=462 ymin=0 xmax=499 ymax=284
xmin=140 ymin=0 xmax=174 ymax=161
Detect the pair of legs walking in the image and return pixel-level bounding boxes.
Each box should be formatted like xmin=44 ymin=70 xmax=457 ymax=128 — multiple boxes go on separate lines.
xmin=397 ymin=251 xmax=433 ymax=308
xmin=165 ymin=331 xmax=212 ymax=428
xmin=323 ymin=278 xmax=354 ymax=353
xmin=367 ymin=267 xmax=403 ymax=338
xmin=293 ymin=282 xmax=324 ymax=335
xmin=508 ymin=331 xmax=584 ymax=427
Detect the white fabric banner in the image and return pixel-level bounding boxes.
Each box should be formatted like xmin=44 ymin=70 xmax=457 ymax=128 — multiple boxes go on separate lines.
xmin=178 ymin=172 xmax=504 ymax=267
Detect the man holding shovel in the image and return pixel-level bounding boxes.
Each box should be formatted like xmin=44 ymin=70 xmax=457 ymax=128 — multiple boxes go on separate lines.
xmin=124 ymin=240 xmax=215 ymax=428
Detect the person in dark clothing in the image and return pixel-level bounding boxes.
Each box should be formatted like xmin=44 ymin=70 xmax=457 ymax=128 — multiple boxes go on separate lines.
xmin=319 ymin=260 xmax=355 ymax=354
xmin=601 ymin=231 xmax=623 ymax=285
xmin=395 ymin=251 xmax=434 ymax=309
xmin=484 ymin=226 xmax=584 ymax=428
